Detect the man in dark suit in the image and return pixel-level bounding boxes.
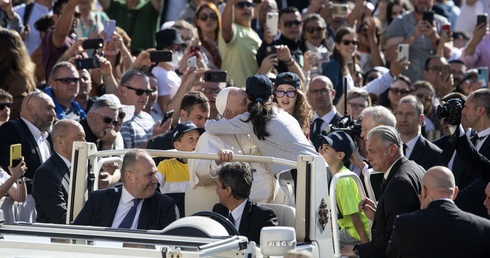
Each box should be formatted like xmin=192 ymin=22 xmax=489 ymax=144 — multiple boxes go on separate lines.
xmin=342 ymin=126 xmax=425 ymax=258
xmin=307 ymin=76 xmax=342 ymax=151
xmin=387 ymin=166 xmax=490 ymax=258
xmin=396 ymin=95 xmax=442 ymax=170
xmin=213 ymin=162 xmax=277 ymax=244
xmin=32 ymin=119 xmax=85 ymax=224
xmin=74 ymin=149 xmax=176 ymax=229
xmin=0 ymin=91 xmax=56 ymax=222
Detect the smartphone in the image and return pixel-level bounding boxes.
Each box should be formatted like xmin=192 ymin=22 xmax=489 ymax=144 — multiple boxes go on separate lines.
xmin=266 ymin=12 xmax=278 ymax=36
xmin=331 ymin=3 xmax=348 ymax=19
xmin=150 ymin=50 xmax=172 ymax=62
xmin=423 ymin=11 xmax=434 ymax=24
xmin=204 ymin=71 xmax=227 ymax=82
xmin=441 ymin=24 xmax=451 ymax=38
xmin=160 ymin=110 xmax=174 ymax=126
xmin=75 ymin=58 xmax=100 ymax=70
xmin=82 ymin=38 xmax=104 ymax=49
xmin=10 ymin=143 xmax=21 ymax=167
xmin=397 ymin=44 xmax=409 ymax=62
xmin=441 ymin=64 xmax=450 ymax=78
xmin=190 ymin=46 xmax=200 ymax=57
xmin=477 ymin=66 xmax=489 ymax=88
xmin=104 ymin=20 xmax=116 ymax=42
xmin=187 ymin=56 xmax=197 ymax=68
xmin=477 ymin=14 xmax=488 ymax=26
xmin=266 ymin=45 xmax=276 ymax=55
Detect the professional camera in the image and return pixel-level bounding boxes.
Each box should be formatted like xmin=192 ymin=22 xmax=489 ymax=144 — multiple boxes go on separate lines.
xmin=321 ymin=115 xmax=362 ymax=139
xmin=437 ymin=98 xmax=463 ymax=125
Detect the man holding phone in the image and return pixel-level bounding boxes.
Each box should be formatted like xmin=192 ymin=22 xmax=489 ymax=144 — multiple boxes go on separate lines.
xmin=462 ymin=14 xmax=490 ymax=83
xmin=385 ymin=0 xmax=452 ymax=82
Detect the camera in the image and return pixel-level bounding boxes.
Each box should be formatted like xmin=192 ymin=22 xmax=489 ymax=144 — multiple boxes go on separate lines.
xmin=437 ymin=98 xmax=463 ymax=125
xmin=321 ymin=115 xmax=362 ymax=139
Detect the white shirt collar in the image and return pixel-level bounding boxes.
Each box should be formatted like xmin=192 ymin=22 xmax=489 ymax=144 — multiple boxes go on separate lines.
xmin=21 ymin=117 xmax=48 ymax=142
xmin=56 ymin=152 xmax=72 ymax=170
xmin=120 ymin=186 xmax=137 ymax=205
xmin=403 ymin=134 xmax=420 ymax=158
xmin=384 ymin=156 xmax=403 ymax=180
xmin=230 ymin=199 xmax=248 ymax=226
xmin=313 ymin=106 xmax=338 ymax=123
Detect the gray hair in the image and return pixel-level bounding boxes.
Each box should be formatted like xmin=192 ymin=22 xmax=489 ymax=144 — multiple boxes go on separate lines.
xmin=360 ymin=106 xmax=396 ymax=127
xmin=88 ymin=98 xmax=118 ymax=113
xmin=470 ymin=89 xmax=490 ymax=119
xmin=121 ymin=149 xmax=151 ymax=180
xmin=399 ymin=95 xmax=424 ymax=116
xmin=120 ymin=69 xmax=148 ymax=87
xmin=367 ymin=125 xmax=402 ymax=150
xmin=50 ymin=61 xmax=76 ymax=83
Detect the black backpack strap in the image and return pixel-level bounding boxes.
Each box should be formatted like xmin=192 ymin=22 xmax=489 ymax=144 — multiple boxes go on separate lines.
xmin=23 ymin=2 xmax=34 ymax=26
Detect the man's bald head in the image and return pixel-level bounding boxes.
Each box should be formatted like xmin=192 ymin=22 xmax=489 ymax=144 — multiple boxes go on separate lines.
xmin=20 ymin=91 xmax=56 ymax=132
xmin=420 ymin=166 xmax=459 ymax=209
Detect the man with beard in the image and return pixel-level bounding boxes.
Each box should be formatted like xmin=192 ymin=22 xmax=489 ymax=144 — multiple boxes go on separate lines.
xmin=0 ymin=91 xmax=56 ymax=222
xmin=74 ymin=149 xmax=176 ymax=229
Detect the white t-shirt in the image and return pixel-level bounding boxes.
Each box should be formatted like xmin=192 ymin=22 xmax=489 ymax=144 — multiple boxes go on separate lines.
xmin=151 ymin=66 xmax=181 ymax=116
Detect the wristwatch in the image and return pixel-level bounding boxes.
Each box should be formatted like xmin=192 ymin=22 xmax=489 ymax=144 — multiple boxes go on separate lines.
xmin=353 ymin=244 xmax=360 ymax=256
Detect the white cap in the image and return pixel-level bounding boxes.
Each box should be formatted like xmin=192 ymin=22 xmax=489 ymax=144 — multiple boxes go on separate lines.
xmin=216 ymin=87 xmax=238 ymax=116
xmin=99 ymin=94 xmax=135 ymax=123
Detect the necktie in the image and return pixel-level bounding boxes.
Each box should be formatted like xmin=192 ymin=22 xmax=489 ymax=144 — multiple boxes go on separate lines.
xmin=118 ymin=198 xmax=140 ymax=229
xmin=470 ymin=134 xmax=481 ymax=146
xmin=403 ymin=144 xmax=408 ymax=157
xmin=228 ymin=212 xmax=235 ymax=225
xmin=310 ymin=118 xmax=324 ymax=150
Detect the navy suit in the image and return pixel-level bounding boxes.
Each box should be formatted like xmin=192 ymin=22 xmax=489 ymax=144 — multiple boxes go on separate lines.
xmin=310 ymin=112 xmax=342 ymax=151
xmin=407 ymin=135 xmax=443 ymax=170
xmin=213 ymin=200 xmax=278 ymax=244
xmin=73 ymin=186 xmax=176 ymax=230
xmin=32 ymin=152 xmax=70 ymax=224
xmin=387 ymin=200 xmax=490 ymax=258
xmin=358 ymin=157 xmax=425 ymax=258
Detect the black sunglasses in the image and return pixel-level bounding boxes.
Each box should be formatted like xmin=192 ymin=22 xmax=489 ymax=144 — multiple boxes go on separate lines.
xmin=284 ymin=20 xmax=302 ymax=28
xmin=124 ymin=85 xmax=153 ymax=96
xmin=341 ymin=40 xmax=358 ymax=46
xmin=0 ymin=102 xmax=12 ymax=110
xmin=54 ymin=77 xmax=80 ymax=84
xmin=305 ymin=26 xmax=325 ymax=34
xmin=93 ymin=113 xmax=119 ymax=126
xmin=274 ymin=90 xmax=297 ymax=98
xmin=235 ymin=1 xmax=254 ymax=9
xmin=199 ymin=13 xmax=218 ymax=21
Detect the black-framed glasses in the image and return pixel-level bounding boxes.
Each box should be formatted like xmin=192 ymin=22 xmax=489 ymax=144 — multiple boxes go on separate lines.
xmin=390 ymin=88 xmax=411 ymax=95
xmin=199 ymin=13 xmax=218 ymax=21
xmin=274 ymin=89 xmax=297 ymax=98
xmin=305 ymin=26 xmax=325 ymax=34
xmin=284 ymin=20 xmax=302 ymax=28
xmin=93 ymin=113 xmax=119 ymax=126
xmin=54 ymin=77 xmax=80 ymax=84
xmin=235 ymin=1 xmax=253 ymax=9
xmin=0 ymin=102 xmax=12 ymax=110
xmin=123 ymin=85 xmax=153 ymax=96
xmin=341 ymin=40 xmax=358 ymax=46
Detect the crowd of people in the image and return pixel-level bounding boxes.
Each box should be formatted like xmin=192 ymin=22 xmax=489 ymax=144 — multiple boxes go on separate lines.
xmin=1 ymin=0 xmax=490 ymax=257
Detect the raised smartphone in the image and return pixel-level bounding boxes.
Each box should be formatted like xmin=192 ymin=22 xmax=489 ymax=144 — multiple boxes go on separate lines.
xmin=266 ymin=12 xmax=278 ymax=36
xmin=82 ymin=38 xmax=104 ymax=49
xmin=423 ymin=11 xmax=434 ymax=24
xmin=187 ymin=56 xmax=197 ymax=68
xmin=477 ymin=14 xmax=488 ymax=26
xmin=441 ymin=24 xmax=451 ymax=38
xmin=150 ymin=50 xmax=172 ymax=62
xmin=204 ymin=71 xmax=227 ymax=82
xmin=477 ymin=67 xmax=489 ymax=88
xmin=160 ymin=110 xmax=174 ymax=126
xmin=75 ymin=58 xmax=100 ymax=70
xmin=104 ymin=20 xmax=116 ymax=42
xmin=10 ymin=143 xmax=21 ymax=167
xmin=397 ymin=44 xmax=409 ymax=61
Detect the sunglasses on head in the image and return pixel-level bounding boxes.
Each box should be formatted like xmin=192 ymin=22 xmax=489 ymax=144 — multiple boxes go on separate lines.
xmin=124 ymin=85 xmax=153 ymax=96
xmin=0 ymin=102 xmax=12 ymax=110
xmin=94 ymin=113 xmax=119 ymax=126
xmin=235 ymin=1 xmax=253 ymax=9
xmin=305 ymin=26 xmax=325 ymax=34
xmin=54 ymin=77 xmax=80 ymax=84
xmin=274 ymin=89 xmax=297 ymax=98
xmin=199 ymin=13 xmax=218 ymax=21
xmin=284 ymin=20 xmax=302 ymax=28
xmin=341 ymin=40 xmax=358 ymax=46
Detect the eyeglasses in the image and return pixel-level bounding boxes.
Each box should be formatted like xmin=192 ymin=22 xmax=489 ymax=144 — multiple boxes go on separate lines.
xmin=0 ymin=102 xmax=12 ymax=110
xmin=235 ymin=1 xmax=253 ymax=9
xmin=54 ymin=77 xmax=80 ymax=84
xmin=390 ymin=88 xmax=411 ymax=95
xmin=201 ymin=88 xmax=221 ymax=95
xmin=310 ymin=88 xmax=331 ymax=95
xmin=93 ymin=113 xmax=119 ymax=126
xmin=305 ymin=26 xmax=325 ymax=34
xmin=348 ymin=102 xmax=366 ymax=109
xmin=123 ymin=85 xmax=153 ymax=96
xmin=416 ymin=94 xmax=433 ymax=101
xmin=284 ymin=20 xmax=302 ymax=28
xmin=427 ymin=66 xmax=442 ymax=72
xmin=198 ymin=13 xmax=218 ymax=21
xmin=274 ymin=89 xmax=297 ymax=98
xmin=341 ymin=40 xmax=358 ymax=46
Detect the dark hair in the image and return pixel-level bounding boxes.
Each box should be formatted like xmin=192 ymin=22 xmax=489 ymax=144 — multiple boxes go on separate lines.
xmin=34 ymin=14 xmax=54 ymax=33
xmin=386 ymin=0 xmax=411 ymax=24
xmin=424 ymin=55 xmax=443 ymax=71
xmin=120 ymin=69 xmax=148 ymax=87
xmin=53 ymin=0 xmax=68 ymax=15
xmin=279 ymin=6 xmax=299 ymax=20
xmin=331 ymin=27 xmax=357 ymax=75
xmin=448 ymin=59 xmax=465 ymax=66
xmin=194 ymin=3 xmax=222 ymax=68
xmin=242 ymin=97 xmax=274 ymax=141
xmin=0 ymin=88 xmax=12 ymax=102
xmin=394 ymin=74 xmax=413 ymax=89
xmin=180 ymin=91 xmax=210 ymax=114
xmin=471 ymin=89 xmax=490 ymax=118
xmin=216 ymin=162 xmax=252 ymax=200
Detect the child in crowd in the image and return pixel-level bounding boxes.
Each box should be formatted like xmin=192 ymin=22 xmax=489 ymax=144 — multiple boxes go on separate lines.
xmin=318 ymin=131 xmax=370 ymax=246
xmin=156 ymin=121 xmax=204 ymax=217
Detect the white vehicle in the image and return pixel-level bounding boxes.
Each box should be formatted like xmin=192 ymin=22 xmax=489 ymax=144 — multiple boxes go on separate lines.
xmin=0 ymin=142 xmax=368 ymax=257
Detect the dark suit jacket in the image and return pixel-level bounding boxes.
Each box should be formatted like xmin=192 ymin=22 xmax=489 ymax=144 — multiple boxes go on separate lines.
xmin=310 ymin=112 xmax=342 ymax=151
xmin=213 ymin=200 xmax=278 ymax=244
xmin=73 ymin=186 xmax=176 ymax=230
xmin=32 ymin=152 xmax=70 ymax=224
xmin=0 ymin=119 xmax=53 ymax=192
xmin=387 ymin=200 xmax=490 ymax=258
xmin=407 ymin=135 xmax=442 ymax=170
xmin=358 ymin=157 xmax=425 ymax=258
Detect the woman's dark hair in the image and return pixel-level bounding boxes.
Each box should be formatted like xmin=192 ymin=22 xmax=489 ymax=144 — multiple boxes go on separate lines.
xmin=386 ymin=0 xmax=411 ymax=24
xmin=194 ymin=3 xmax=222 ymax=68
xmin=331 ymin=27 xmax=357 ymax=75
xmin=242 ymin=98 xmax=275 ymax=141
